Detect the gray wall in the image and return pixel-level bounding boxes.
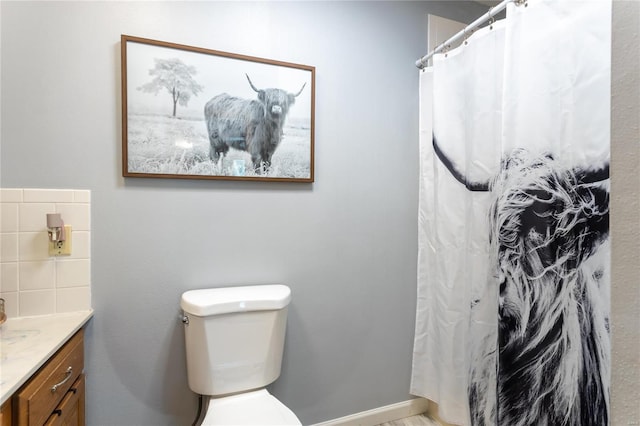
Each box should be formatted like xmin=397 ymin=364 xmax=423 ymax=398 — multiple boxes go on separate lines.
xmin=0 ymin=2 xmax=487 ymax=425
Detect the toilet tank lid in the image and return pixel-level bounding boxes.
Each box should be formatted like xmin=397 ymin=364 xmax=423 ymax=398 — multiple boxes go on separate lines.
xmin=181 ymin=284 xmax=291 ymax=317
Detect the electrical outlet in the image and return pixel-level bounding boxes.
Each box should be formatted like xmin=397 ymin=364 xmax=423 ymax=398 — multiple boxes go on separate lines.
xmin=49 ymin=225 xmax=72 ymax=256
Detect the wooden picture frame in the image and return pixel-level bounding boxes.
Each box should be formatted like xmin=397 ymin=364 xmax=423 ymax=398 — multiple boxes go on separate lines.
xmin=121 ymin=35 xmax=315 ymax=182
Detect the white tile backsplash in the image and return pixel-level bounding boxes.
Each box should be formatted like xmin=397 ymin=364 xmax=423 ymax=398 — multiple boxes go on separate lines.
xmin=19 ymin=232 xmax=50 ymax=261
xmin=0 ymin=188 xmax=91 ymax=317
xmin=69 ymin=231 xmax=90 ymax=259
xmin=73 ymin=190 xmax=90 ymax=203
xmin=1 ymin=203 xmax=19 ymax=232
xmin=1 ymin=292 xmax=18 ymax=317
xmin=1 ymin=234 xmax=19 ymax=262
xmin=23 ymin=189 xmax=74 ymax=203
xmin=19 ymin=203 xmax=55 ymax=232
xmin=19 ymin=261 xmax=55 ymax=290
xmin=1 ymin=262 xmax=19 ymax=292
xmin=56 ymin=287 xmax=91 ymax=313
xmin=0 ymin=189 xmax=23 ymax=203
xmin=56 ymin=259 xmax=90 ymax=288
xmin=56 ymin=203 xmax=90 ymax=231
xmin=19 ymin=289 xmax=56 ymax=316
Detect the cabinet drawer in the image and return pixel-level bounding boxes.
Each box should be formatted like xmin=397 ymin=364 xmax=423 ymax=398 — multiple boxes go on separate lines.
xmin=15 ymin=329 xmax=84 ymax=426
xmin=43 ymin=374 xmax=85 ymax=426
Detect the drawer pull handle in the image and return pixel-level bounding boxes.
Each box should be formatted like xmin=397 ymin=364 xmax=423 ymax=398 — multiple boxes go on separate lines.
xmin=53 ymin=409 xmax=62 ymax=417
xmin=69 ymin=387 xmax=77 ymax=394
xmin=51 ymin=366 xmax=73 ymax=393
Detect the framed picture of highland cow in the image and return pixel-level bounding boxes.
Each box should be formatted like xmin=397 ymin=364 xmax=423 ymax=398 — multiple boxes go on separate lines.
xmin=121 ymin=35 xmax=315 ymax=182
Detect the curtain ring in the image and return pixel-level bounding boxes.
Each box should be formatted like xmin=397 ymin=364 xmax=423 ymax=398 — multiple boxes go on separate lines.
xmin=487 ymin=5 xmax=496 ymax=30
xmin=463 ymin=28 xmax=473 ymax=45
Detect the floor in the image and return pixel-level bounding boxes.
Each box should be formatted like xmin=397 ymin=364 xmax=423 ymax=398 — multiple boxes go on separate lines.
xmin=375 ymin=413 xmax=440 ymax=426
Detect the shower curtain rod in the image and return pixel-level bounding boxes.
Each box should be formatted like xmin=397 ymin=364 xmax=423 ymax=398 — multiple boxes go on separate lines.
xmin=415 ymin=0 xmax=516 ymax=69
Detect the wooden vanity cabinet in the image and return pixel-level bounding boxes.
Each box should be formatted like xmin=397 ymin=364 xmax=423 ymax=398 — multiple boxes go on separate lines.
xmin=13 ymin=329 xmax=85 ymax=426
xmin=42 ymin=375 xmax=85 ymax=426
xmin=1 ymin=400 xmax=11 ymax=426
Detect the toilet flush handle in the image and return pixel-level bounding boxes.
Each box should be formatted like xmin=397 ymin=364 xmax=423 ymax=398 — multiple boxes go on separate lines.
xmin=181 ymin=314 xmax=189 ymax=325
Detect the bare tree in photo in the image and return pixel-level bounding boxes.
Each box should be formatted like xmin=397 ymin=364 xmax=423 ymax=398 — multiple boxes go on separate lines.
xmin=138 ymin=58 xmax=204 ymax=117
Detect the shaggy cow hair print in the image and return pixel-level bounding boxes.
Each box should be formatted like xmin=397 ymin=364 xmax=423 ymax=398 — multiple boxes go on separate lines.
xmin=467 ymin=149 xmax=610 ymax=426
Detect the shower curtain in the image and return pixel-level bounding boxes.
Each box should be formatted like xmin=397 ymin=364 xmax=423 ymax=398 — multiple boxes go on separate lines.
xmin=411 ymin=1 xmax=611 ymax=425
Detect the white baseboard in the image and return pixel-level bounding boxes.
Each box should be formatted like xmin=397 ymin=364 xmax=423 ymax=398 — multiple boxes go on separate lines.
xmin=310 ymin=398 xmax=430 ymax=426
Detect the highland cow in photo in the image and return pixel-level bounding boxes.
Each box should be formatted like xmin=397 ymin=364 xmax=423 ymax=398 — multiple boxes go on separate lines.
xmin=204 ymin=74 xmax=306 ymax=173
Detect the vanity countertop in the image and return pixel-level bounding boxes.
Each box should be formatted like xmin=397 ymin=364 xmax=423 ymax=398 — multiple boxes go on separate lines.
xmin=0 ymin=310 xmax=93 ymax=405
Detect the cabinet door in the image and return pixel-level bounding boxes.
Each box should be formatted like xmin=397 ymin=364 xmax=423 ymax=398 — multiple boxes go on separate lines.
xmin=15 ymin=330 xmax=84 ymax=426
xmin=0 ymin=400 xmax=11 ymax=426
xmin=43 ymin=374 xmax=85 ymax=426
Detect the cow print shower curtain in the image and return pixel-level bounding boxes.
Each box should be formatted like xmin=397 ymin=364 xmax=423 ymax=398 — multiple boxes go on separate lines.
xmin=410 ymin=1 xmax=611 ymax=425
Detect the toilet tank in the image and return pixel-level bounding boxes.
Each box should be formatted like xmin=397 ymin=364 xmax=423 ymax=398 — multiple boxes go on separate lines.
xmin=180 ymin=284 xmax=291 ymax=396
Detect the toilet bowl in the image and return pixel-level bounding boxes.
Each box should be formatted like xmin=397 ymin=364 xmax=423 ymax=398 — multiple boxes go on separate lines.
xmin=201 ymin=389 xmax=300 ymax=426
xmin=181 ymin=284 xmax=301 ymax=426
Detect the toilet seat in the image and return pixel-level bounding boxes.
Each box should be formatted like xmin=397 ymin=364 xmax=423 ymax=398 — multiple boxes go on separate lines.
xmin=201 ymin=389 xmax=302 ymax=425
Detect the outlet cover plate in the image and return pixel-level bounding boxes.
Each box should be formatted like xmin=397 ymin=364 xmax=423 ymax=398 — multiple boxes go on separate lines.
xmin=49 ymin=225 xmax=72 ymax=256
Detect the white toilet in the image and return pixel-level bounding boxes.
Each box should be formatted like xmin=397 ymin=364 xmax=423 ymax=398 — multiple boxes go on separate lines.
xmin=180 ymin=284 xmax=302 ymax=426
